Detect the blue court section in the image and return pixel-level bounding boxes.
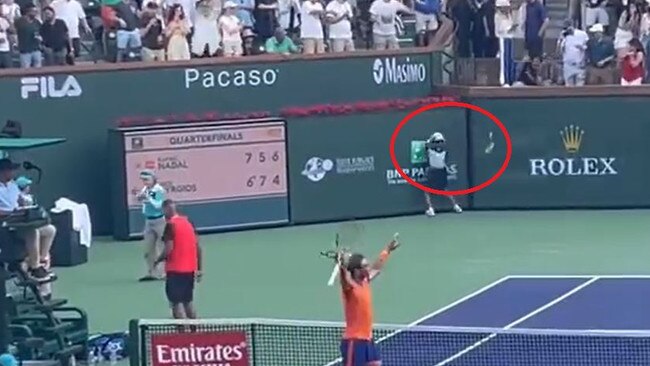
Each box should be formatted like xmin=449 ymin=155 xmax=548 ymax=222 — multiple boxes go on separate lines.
xmin=337 ymin=276 xmax=650 ymax=366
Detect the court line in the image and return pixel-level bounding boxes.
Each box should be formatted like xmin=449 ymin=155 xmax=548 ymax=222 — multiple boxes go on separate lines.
xmin=506 ymin=274 xmax=650 ymax=279
xmin=434 ymin=276 xmax=601 ymax=366
xmin=321 ymin=275 xmax=513 ymax=366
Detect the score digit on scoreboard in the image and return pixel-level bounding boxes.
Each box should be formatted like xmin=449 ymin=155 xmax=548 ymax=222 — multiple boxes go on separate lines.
xmin=119 ymin=120 xmax=289 ymax=237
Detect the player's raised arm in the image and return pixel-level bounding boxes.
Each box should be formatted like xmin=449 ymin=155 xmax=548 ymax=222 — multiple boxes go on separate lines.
xmin=369 ymin=237 xmax=400 ymax=281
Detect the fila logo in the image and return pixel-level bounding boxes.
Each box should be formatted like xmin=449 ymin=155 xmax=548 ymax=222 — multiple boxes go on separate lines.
xmin=20 ymin=75 xmax=82 ymax=99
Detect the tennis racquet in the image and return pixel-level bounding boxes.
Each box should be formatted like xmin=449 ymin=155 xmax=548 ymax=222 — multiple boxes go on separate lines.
xmin=320 ymin=220 xmax=366 ymax=286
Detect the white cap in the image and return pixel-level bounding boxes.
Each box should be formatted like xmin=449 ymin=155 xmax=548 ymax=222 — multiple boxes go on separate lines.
xmin=430 ymin=132 xmax=445 ymax=142
xmin=224 ymin=1 xmax=237 ymax=8
xmin=495 ymin=0 xmax=510 ymax=6
xmin=589 ymin=23 xmax=604 ymax=33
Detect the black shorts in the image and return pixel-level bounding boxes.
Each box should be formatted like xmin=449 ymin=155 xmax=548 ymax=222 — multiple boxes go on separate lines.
xmin=426 ymin=167 xmax=448 ymax=191
xmin=165 ymin=272 xmax=195 ymax=304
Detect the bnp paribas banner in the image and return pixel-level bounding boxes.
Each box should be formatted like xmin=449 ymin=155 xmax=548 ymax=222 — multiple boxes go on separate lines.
xmin=470 ymin=97 xmax=650 ymax=209
xmin=287 ymin=109 xmax=468 ymax=223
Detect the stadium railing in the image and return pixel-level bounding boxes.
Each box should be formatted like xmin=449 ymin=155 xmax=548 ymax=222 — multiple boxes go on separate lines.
xmin=129 ymin=318 xmax=650 ymax=366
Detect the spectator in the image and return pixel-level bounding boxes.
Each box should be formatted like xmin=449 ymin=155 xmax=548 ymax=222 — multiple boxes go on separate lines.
xmin=192 ymin=0 xmax=220 ymax=57
xmin=369 ymin=0 xmax=412 ymax=50
xmin=111 ymin=0 xmax=141 ymax=61
xmin=0 ymin=13 xmax=11 ymax=68
xmin=255 ymin=0 xmax=278 ymax=40
xmin=0 ymin=158 xmax=56 ymax=283
xmin=40 ymin=6 xmax=69 ymax=66
xmin=584 ymin=0 xmax=608 ymax=32
xmin=15 ymin=176 xmax=33 ymax=206
xmin=621 ymin=37 xmax=645 ymax=85
xmin=242 ymin=26 xmax=264 ymax=54
xmin=14 ymin=4 xmax=42 ymax=68
xmin=414 ymin=0 xmax=439 ymax=47
xmin=165 ymin=3 xmax=190 ymax=60
xmin=140 ymin=2 xmax=165 ymax=61
xmin=515 ymin=55 xmax=543 ymax=85
xmin=265 ymin=25 xmax=298 ymax=53
xmin=614 ymin=2 xmax=640 ymax=59
xmin=469 ymin=0 xmax=488 ymax=56
xmin=452 ymin=0 xmax=473 ymax=57
xmin=219 ymin=1 xmax=243 ymax=56
xmin=482 ymin=0 xmax=497 ymax=57
xmin=165 ymin=0 xmax=195 ymax=29
xmin=640 ymin=5 xmax=650 ymax=51
xmin=495 ymin=0 xmax=516 ymax=85
xmin=50 ymin=0 xmax=90 ymax=60
xmin=1 ymin=0 xmax=21 ymax=24
xmin=559 ymin=18 xmax=588 ymax=86
xmin=586 ymin=23 xmax=615 ymax=84
xmin=522 ymin=0 xmax=548 ymax=58
xmin=277 ymin=0 xmax=299 ymax=33
xmin=301 ymin=0 xmax=325 ymax=54
xmin=326 ymin=0 xmax=354 ymax=51
xmin=233 ymin=0 xmax=255 ymax=28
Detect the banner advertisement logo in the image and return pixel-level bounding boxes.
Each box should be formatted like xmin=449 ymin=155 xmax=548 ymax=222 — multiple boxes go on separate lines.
xmin=302 ymin=156 xmax=375 ymax=182
xmin=372 ymin=57 xmax=427 ymax=85
xmin=184 ymin=68 xmax=279 ymax=89
xmin=529 ymin=125 xmax=618 ymax=177
xmin=20 ymin=75 xmax=82 ymax=99
xmin=150 ymin=331 xmax=249 ymax=366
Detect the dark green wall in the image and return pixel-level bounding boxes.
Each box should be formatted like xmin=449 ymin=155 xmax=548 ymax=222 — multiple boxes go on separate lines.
xmin=0 ymin=53 xmax=437 ymax=234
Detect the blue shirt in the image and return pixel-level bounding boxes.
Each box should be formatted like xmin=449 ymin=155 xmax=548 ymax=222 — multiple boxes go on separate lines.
xmin=415 ymin=0 xmax=439 ymax=15
xmin=525 ymin=0 xmax=546 ymax=39
xmin=0 ymin=180 xmax=20 ymax=213
xmin=234 ymin=0 xmax=255 ymax=27
xmin=141 ymin=183 xmax=166 ymax=219
xmin=587 ymin=37 xmax=615 ymax=66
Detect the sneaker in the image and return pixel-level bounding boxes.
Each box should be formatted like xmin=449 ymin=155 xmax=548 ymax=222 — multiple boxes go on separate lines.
xmin=453 ymin=204 xmax=463 ymax=213
xmin=138 ymin=275 xmax=157 ymax=282
xmin=29 ymin=267 xmax=52 ymax=282
xmin=425 ymin=207 xmax=435 ymax=217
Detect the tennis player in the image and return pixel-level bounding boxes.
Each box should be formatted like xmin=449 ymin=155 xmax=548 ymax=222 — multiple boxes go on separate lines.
xmin=423 ymin=132 xmax=462 ymax=217
xmin=154 ymin=199 xmax=202 ymax=319
xmin=337 ymin=238 xmax=400 ymax=366
xmin=137 ymin=169 xmax=167 ymax=282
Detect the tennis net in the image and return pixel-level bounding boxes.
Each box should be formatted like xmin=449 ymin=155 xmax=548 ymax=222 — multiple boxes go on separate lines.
xmin=128 ymin=318 xmax=650 ymax=366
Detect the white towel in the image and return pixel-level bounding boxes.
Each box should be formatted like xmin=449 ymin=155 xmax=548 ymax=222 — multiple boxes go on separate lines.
xmin=50 ymin=197 xmax=93 ymax=247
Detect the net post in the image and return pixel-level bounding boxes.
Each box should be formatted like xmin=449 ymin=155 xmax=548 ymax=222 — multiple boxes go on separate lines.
xmin=128 ymin=319 xmax=142 ymax=366
xmin=250 ymin=322 xmax=258 ymax=366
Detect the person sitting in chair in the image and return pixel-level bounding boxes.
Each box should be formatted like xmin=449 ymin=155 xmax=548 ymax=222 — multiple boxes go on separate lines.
xmin=0 ymin=158 xmax=56 ymax=282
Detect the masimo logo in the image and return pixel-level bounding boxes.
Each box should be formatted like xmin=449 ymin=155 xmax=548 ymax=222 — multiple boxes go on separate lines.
xmin=372 ymin=57 xmax=427 ymax=85
xmin=20 ymin=75 xmax=82 ymax=99
xmin=150 ymin=331 xmax=249 ymax=366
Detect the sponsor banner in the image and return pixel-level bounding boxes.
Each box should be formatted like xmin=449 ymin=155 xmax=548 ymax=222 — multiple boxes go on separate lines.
xmin=470 ymin=98 xmax=650 ymax=208
xmin=150 ymin=331 xmax=249 ymax=366
xmin=287 ymin=110 xmax=468 ymax=223
xmin=112 ymin=121 xmax=289 ymax=238
xmin=0 ymin=52 xmax=435 ymax=234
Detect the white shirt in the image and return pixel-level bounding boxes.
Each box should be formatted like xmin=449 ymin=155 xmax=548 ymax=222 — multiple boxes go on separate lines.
xmin=51 ymin=0 xmax=86 ymax=39
xmin=278 ymin=0 xmax=299 ymax=29
xmin=561 ymin=29 xmax=588 ymax=65
xmin=369 ymin=0 xmax=409 ymax=36
xmin=300 ymin=1 xmax=324 ymax=39
xmin=219 ymin=14 xmax=242 ymax=42
xmin=494 ymin=11 xmax=514 ymax=38
xmin=427 ymin=149 xmax=447 ymax=169
xmin=0 ymin=181 xmax=20 ymax=212
xmin=0 ymin=3 xmax=20 ymax=24
xmin=326 ymin=0 xmax=353 ymax=39
xmin=0 ymin=17 xmax=10 ymax=53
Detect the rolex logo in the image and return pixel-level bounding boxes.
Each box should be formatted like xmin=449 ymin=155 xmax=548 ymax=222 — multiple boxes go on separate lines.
xmin=560 ymin=125 xmax=583 ymax=153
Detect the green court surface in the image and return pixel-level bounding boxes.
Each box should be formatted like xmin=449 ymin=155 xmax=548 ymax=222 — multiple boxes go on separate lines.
xmin=52 ymin=210 xmax=650 ymax=333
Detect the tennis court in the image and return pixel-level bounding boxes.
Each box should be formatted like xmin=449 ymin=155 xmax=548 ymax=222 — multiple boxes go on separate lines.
xmin=322 ymin=275 xmax=650 ymax=365
xmin=51 ymin=210 xmax=650 ymax=364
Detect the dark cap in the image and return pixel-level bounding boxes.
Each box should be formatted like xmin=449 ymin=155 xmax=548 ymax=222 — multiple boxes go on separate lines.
xmin=0 ymin=158 xmax=19 ymax=172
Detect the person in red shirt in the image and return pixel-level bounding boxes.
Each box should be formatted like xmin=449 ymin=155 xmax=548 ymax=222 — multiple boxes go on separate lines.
xmin=338 ymin=239 xmax=400 ymax=366
xmin=155 ymin=199 xmax=202 ymax=319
